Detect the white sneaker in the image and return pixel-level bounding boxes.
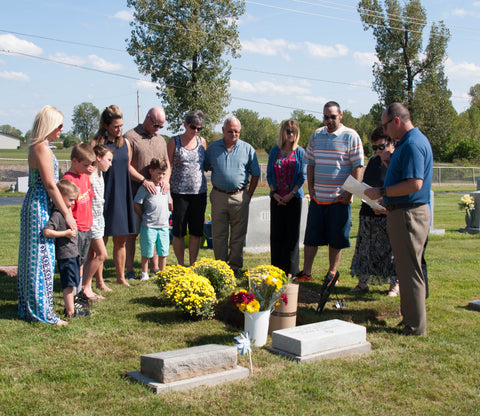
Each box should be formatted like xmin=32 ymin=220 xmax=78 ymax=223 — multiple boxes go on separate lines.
xmin=388 ymin=283 xmax=399 ymax=297
xmin=140 ymin=272 xmax=150 ymax=281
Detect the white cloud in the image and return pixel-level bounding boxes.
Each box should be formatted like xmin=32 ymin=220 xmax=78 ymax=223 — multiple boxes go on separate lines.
xmin=474 ymin=1 xmax=480 ymax=7
xmin=349 ymin=80 xmax=371 ymax=90
xmin=0 ymin=70 xmax=29 ymax=81
xmin=0 ymin=58 xmax=5 ymax=65
xmin=87 ymin=55 xmax=123 ymax=71
xmin=112 ymin=10 xmax=133 ymax=21
xmin=304 ymin=42 xmax=348 ymax=58
xmin=0 ymin=34 xmax=43 ymax=56
xmin=230 ymin=79 xmax=310 ymax=95
xmin=237 ymin=13 xmax=259 ymax=25
xmin=353 ymin=51 xmax=378 ymax=67
xmin=49 ymin=52 xmax=85 ymax=66
xmin=451 ymin=8 xmax=468 ymax=16
xmin=445 ymin=57 xmax=480 ymax=79
xmin=241 ymin=38 xmax=348 ymax=60
xmin=299 ymin=95 xmax=328 ymax=104
xmin=136 ymin=79 xmax=161 ymax=91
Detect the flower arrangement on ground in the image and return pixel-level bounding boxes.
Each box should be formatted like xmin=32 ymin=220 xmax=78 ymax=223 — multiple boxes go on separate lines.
xmin=231 ymin=265 xmax=289 ymax=313
xmin=154 ymin=265 xmax=217 ymax=319
xmin=192 ymin=257 xmax=236 ymax=297
xmin=459 ymin=194 xmax=475 ymax=212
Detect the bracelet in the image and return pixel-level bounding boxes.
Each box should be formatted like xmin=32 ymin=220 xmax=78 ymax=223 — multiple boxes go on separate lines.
xmin=140 ymin=178 xmax=146 ymax=185
xmin=380 ymin=186 xmax=386 ymax=197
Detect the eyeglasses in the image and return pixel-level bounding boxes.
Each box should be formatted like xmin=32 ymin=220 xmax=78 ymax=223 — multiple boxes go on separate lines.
xmin=323 ymin=115 xmax=338 ymax=120
xmin=189 ymin=124 xmax=203 ymax=131
xmin=372 ymin=143 xmax=387 ymax=151
xmin=286 ymin=129 xmax=296 ymax=135
xmin=382 ymin=118 xmax=394 ymax=130
xmin=152 ymin=123 xmax=163 ymax=128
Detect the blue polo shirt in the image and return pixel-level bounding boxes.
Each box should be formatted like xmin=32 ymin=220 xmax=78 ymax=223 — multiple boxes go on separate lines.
xmin=383 ymin=127 xmax=433 ymax=205
xmin=204 ymin=138 xmax=260 ymax=191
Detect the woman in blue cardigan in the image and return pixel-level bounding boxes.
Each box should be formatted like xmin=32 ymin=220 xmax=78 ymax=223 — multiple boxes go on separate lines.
xmin=267 ymin=120 xmax=307 ymax=277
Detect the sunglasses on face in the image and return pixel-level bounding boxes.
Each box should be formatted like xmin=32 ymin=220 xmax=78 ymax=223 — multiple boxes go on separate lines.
xmin=286 ymin=129 xmax=296 ymax=135
xmin=372 ymin=143 xmax=387 ymax=151
xmin=323 ymin=115 xmax=338 ymax=120
xmin=189 ymin=124 xmax=203 ymax=131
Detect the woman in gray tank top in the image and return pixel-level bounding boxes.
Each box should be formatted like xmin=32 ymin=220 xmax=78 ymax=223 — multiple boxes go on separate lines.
xmin=167 ymin=110 xmax=207 ymax=266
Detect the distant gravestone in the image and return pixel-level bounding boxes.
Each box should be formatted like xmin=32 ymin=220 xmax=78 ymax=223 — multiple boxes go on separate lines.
xmin=268 ymin=319 xmax=371 ymax=362
xmin=245 ymin=196 xmax=309 ymax=253
xmin=429 ymin=190 xmax=445 ymax=236
xmin=17 ymin=177 xmax=28 ymax=193
xmin=460 ymin=191 xmax=480 ymax=234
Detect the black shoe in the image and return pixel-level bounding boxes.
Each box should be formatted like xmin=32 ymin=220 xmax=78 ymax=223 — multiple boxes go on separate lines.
xmin=74 ymin=290 xmax=91 ymax=309
xmin=65 ymin=307 xmax=91 ymax=318
xmin=316 ymin=271 xmax=340 ymax=314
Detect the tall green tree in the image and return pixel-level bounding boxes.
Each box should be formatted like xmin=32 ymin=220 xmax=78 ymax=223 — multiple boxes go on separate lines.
xmin=358 ymin=0 xmax=450 ymax=109
xmin=469 ymin=84 xmax=480 ymax=110
xmin=72 ymin=102 xmax=100 ymax=142
xmin=233 ymin=108 xmax=278 ymax=152
xmin=290 ymin=110 xmax=321 ymax=149
xmin=127 ymin=0 xmax=244 ymax=132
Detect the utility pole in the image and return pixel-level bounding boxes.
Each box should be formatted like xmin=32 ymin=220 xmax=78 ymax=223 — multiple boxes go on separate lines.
xmin=137 ymin=90 xmax=140 ymax=124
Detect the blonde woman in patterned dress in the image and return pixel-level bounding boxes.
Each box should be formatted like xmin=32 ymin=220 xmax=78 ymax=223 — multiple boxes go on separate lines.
xmin=17 ymin=105 xmax=76 ymax=326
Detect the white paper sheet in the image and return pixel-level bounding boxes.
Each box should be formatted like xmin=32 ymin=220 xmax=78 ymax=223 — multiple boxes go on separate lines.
xmin=341 ymin=175 xmax=386 ymax=212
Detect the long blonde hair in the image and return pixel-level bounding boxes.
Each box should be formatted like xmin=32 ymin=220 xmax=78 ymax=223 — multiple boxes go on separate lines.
xmin=278 ymin=120 xmax=300 ymax=150
xmin=93 ymin=105 xmax=124 ymax=148
xmin=29 ymin=105 xmax=63 ymax=147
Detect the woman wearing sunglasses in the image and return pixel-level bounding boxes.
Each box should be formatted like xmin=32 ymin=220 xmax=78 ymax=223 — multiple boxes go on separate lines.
xmin=167 ymin=110 xmax=207 ymax=266
xmin=350 ymin=126 xmax=398 ymax=296
xmin=267 ymin=120 xmax=306 ymax=277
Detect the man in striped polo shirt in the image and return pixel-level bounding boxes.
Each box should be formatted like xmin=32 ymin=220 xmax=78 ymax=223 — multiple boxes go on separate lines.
xmin=295 ymin=101 xmax=364 ymax=287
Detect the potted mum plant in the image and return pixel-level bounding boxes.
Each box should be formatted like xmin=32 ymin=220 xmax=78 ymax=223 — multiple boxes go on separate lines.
xmin=459 ymin=194 xmax=475 ymax=228
xmin=231 ymin=265 xmax=289 ymax=346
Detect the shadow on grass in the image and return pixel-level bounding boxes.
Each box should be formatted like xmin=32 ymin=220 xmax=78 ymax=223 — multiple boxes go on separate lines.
xmin=130 ymin=296 xmax=164 ymax=308
xmin=136 ymin=310 xmax=187 ymax=325
xmin=186 ymin=330 xmax=240 ymax=346
xmin=0 ymin=275 xmax=19 ymax=320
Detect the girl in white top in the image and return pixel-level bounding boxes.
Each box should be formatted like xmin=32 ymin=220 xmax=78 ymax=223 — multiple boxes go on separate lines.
xmin=82 ymin=145 xmax=113 ymax=299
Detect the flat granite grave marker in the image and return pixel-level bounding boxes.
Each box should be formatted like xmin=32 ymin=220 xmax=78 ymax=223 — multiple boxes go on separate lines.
xmin=128 ymin=344 xmax=249 ymax=394
xmin=268 ymin=319 xmax=371 ymax=362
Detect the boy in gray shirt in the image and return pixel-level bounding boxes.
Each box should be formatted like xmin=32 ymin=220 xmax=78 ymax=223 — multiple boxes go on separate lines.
xmin=43 ymin=179 xmax=90 ymax=318
xmin=134 ymin=158 xmax=172 ymax=281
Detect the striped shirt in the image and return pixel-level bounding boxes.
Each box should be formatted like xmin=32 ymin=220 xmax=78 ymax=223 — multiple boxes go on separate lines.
xmin=304 ymin=124 xmax=364 ymax=203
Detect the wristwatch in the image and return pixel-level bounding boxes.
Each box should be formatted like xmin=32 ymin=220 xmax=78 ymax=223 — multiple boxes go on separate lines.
xmin=380 ymin=186 xmax=387 ymax=197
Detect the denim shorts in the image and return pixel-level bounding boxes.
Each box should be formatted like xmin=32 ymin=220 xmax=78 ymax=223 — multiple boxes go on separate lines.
xmin=303 ymin=201 xmax=352 ymax=249
xmin=58 ymin=257 xmax=80 ymax=290
xmin=139 ymin=225 xmax=170 ymax=258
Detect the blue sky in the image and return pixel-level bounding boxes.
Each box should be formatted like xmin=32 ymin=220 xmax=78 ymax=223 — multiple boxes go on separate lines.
xmin=1 ymin=0 xmax=480 ymax=135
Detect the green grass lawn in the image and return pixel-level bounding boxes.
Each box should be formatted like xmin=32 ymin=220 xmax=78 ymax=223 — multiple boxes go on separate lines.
xmin=1 ymin=191 xmax=480 ymax=415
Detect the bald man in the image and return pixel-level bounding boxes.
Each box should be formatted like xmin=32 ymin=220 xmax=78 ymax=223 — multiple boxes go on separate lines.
xmin=125 ymin=107 xmax=171 ymax=279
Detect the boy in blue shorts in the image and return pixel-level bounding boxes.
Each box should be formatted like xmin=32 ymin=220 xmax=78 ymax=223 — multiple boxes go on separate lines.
xmin=134 ymin=158 xmax=172 ymax=281
xmin=43 ymin=179 xmax=90 ymax=318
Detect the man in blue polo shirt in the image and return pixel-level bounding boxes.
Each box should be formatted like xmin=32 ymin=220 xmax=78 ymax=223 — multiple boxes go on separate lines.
xmin=365 ymin=102 xmax=432 ymax=336
xmin=204 ymin=117 xmax=260 ymax=274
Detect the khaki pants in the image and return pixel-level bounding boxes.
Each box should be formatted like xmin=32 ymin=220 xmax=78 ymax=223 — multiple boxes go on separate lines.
xmin=210 ymin=188 xmax=250 ymax=272
xmin=387 ymin=204 xmax=430 ymax=335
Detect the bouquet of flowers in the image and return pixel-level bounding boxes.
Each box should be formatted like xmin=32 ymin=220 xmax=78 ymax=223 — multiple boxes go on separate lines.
xmin=231 ymin=265 xmax=289 ymax=313
xmin=459 ymin=194 xmax=475 ymax=212
xmin=192 ymin=257 xmax=236 ymax=297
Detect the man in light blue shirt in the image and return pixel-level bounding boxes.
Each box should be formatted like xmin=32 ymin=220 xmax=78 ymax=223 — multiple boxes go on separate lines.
xmin=204 ymin=117 xmax=260 ymax=274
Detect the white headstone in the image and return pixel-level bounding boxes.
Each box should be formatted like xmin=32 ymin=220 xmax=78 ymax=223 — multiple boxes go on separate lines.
xmin=245 ymin=196 xmax=309 ymax=253
xmin=429 ymin=190 xmax=445 ymax=236
xmin=17 ymin=176 xmax=28 ymax=193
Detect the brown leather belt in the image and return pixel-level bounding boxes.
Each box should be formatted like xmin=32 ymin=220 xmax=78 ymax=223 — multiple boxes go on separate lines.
xmin=213 ymin=185 xmax=246 ymax=195
xmin=385 ymin=203 xmax=426 ymax=212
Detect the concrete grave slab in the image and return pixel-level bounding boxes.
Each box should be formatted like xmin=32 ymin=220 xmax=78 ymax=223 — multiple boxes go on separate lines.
xmin=268 ymin=319 xmax=371 ymax=362
xmin=140 ymin=344 xmax=237 ymax=383
xmin=128 ymin=366 xmax=249 ymax=394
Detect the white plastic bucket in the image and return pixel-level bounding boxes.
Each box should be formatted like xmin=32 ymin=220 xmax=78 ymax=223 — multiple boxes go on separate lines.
xmin=244 ymin=309 xmax=271 ymax=347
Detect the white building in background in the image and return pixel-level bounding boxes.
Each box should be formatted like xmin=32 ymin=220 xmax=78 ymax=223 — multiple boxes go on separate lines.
xmin=0 ymin=133 xmax=21 ymax=149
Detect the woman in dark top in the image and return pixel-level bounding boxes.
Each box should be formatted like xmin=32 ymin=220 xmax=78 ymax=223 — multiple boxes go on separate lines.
xmin=267 ymin=120 xmax=306 ymax=277
xmin=91 ymin=105 xmax=135 ymax=286
xmin=350 ymin=126 xmax=398 ymax=296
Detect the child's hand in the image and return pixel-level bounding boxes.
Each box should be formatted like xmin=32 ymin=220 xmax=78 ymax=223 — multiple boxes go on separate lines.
xmin=65 ymin=229 xmax=77 ymax=239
